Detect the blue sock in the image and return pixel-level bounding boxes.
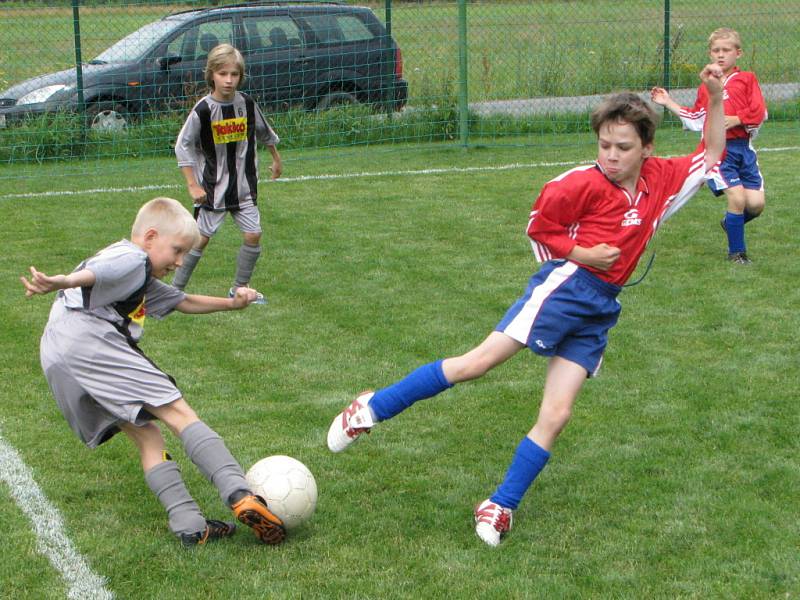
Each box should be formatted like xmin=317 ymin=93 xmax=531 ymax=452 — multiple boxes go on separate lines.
xmin=490 ymin=437 xmax=551 ymax=510
xmin=368 ymin=360 xmax=453 ymax=421
xmin=724 ymin=212 xmax=746 ymax=253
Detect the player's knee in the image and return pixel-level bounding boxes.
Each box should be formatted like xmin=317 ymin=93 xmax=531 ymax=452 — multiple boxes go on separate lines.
xmin=540 ymin=403 xmax=573 ymax=432
xmin=151 ymin=398 xmax=199 ymax=434
xmin=123 ymin=421 xmax=164 ymax=449
xmin=243 ymin=232 xmax=261 ymax=246
xmin=747 ymin=196 xmax=765 ymax=215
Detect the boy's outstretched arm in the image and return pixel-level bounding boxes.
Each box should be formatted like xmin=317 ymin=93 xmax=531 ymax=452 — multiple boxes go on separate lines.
xmin=699 ymin=63 xmax=726 ymax=169
xmin=20 ymin=266 xmax=95 ymax=297
xmin=176 ymin=287 xmax=262 ymax=314
xmin=650 ymin=87 xmax=682 ymax=117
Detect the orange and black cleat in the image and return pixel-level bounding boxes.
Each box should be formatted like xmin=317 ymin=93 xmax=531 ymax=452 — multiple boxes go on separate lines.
xmin=231 ymin=494 xmax=286 ymax=545
xmin=181 ymin=519 xmax=237 ymax=547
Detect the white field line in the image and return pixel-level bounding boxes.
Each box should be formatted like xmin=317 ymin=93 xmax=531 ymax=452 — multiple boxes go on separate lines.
xmin=0 ymin=431 xmax=114 ymax=600
xmin=2 ymin=145 xmax=797 ymax=202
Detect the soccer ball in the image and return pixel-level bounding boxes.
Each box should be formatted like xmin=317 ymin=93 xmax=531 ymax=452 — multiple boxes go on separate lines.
xmin=245 ymin=455 xmax=317 ymax=530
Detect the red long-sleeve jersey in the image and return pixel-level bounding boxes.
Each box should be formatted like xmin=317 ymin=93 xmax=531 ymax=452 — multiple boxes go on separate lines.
xmin=677 ymin=68 xmax=767 ymax=140
xmin=527 ymin=147 xmax=708 ymax=285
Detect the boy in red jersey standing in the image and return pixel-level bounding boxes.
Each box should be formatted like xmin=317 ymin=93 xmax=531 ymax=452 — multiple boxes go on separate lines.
xmin=651 ymin=28 xmax=767 ymax=264
xmin=327 ymin=64 xmax=726 ymax=547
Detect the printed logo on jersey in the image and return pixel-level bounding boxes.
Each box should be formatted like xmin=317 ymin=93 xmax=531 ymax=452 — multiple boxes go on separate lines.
xmin=621 ymin=208 xmax=642 ymax=227
xmin=722 ymin=89 xmax=730 ymax=101
xmin=211 ymin=117 xmax=247 ymax=144
xmin=129 ymin=298 xmax=146 ymax=328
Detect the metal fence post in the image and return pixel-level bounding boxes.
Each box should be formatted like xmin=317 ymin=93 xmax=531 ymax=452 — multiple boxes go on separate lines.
xmin=71 ymin=0 xmax=86 ymax=136
xmin=457 ymin=0 xmax=468 ymax=147
xmin=385 ymin=0 xmax=395 ymax=116
xmin=662 ymin=0 xmax=671 ymax=89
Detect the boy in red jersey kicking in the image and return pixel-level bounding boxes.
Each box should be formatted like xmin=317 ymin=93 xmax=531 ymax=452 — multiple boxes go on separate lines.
xmin=651 ymin=28 xmax=767 ymax=264
xmin=327 ymin=64 xmax=726 ymax=547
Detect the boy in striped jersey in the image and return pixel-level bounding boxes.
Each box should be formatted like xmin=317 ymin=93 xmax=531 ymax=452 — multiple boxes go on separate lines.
xmin=327 ymin=65 xmax=726 ymax=547
xmin=173 ymin=44 xmax=282 ymax=297
xmin=651 ymin=28 xmax=767 ymax=264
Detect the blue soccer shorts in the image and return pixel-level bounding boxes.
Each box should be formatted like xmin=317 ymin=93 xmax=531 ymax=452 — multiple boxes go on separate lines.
xmin=706 ymin=138 xmax=764 ymax=197
xmin=495 ymin=260 xmax=621 ymax=377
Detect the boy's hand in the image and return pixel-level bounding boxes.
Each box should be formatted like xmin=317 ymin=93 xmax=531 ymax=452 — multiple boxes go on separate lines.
xmin=270 ymin=156 xmax=283 ymax=180
xmin=699 ymin=63 xmax=725 ymax=95
xmin=230 ymin=286 xmax=264 ymax=309
xmin=187 ymin=182 xmax=208 ymax=205
xmin=649 ymin=87 xmax=671 ymax=106
xmin=20 ymin=266 xmax=65 ymax=297
xmin=724 ymin=115 xmax=741 ymax=129
xmin=569 ymin=243 xmax=621 ymax=271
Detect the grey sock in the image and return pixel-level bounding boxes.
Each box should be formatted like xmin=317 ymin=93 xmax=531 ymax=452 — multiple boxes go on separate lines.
xmin=172 ymin=248 xmax=203 ymax=290
xmin=144 ymin=460 xmax=206 ymax=536
xmin=233 ymin=243 xmax=261 ymax=288
xmin=180 ymin=421 xmax=249 ymax=507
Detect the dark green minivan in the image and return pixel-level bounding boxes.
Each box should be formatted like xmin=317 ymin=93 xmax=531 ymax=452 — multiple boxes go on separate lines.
xmin=0 ymin=2 xmax=408 ymax=130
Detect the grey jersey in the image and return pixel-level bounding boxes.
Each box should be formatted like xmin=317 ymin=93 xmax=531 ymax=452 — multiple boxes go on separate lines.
xmin=175 ymin=92 xmax=279 ymax=212
xmin=58 ymin=240 xmax=185 ymax=342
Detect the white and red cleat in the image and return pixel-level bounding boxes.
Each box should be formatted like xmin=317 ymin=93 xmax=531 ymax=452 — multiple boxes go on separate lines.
xmin=474 ymin=499 xmax=513 ymax=547
xmin=327 ymin=391 xmax=376 ymax=453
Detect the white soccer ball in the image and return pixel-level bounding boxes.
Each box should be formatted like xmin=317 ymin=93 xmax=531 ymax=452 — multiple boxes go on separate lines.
xmin=245 ymin=455 xmax=317 ymax=530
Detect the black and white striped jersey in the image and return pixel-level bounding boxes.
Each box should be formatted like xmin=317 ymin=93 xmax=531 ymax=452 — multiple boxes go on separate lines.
xmin=175 ymin=92 xmax=279 ymax=211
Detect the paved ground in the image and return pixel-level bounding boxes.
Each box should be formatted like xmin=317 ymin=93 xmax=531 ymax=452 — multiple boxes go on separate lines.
xmin=468 ymin=83 xmax=799 ymax=116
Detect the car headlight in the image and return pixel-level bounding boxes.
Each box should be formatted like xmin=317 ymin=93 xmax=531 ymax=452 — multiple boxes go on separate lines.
xmin=16 ymin=84 xmax=71 ymax=105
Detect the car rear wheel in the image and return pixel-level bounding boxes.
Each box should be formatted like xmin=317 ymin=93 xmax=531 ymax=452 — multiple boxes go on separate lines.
xmin=315 ymin=91 xmax=359 ymax=111
xmin=86 ymin=101 xmax=129 ymax=132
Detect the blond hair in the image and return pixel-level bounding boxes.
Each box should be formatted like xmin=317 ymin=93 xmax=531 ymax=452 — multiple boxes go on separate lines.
xmin=131 ymin=197 xmax=200 ymax=245
xmin=708 ymin=27 xmax=741 ymax=49
xmin=204 ymin=43 xmax=246 ymax=89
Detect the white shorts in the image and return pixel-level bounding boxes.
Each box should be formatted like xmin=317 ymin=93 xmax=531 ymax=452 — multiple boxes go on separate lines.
xmin=40 ymin=303 xmax=182 ymax=448
xmin=195 ymin=203 xmax=261 ymax=238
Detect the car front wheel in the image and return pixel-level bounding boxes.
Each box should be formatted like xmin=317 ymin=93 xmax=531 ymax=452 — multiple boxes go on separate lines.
xmin=86 ymin=101 xmax=129 ymax=132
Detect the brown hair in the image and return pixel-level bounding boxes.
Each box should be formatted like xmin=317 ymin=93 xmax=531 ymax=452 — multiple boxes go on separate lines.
xmin=708 ymin=27 xmax=741 ymax=49
xmin=204 ymin=43 xmax=246 ymax=89
xmin=590 ymin=93 xmax=659 ymax=146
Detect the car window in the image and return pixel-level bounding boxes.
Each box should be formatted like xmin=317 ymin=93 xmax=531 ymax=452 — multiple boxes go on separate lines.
xmin=300 ymin=13 xmax=377 ymax=44
xmin=333 ymin=15 xmax=375 ymax=42
xmin=94 ymin=18 xmax=186 ymax=62
xmin=167 ymin=19 xmax=235 ymax=62
xmin=243 ymin=16 xmax=302 ymax=51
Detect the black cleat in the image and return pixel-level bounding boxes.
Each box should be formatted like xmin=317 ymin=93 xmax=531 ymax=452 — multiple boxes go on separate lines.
xmin=181 ymin=519 xmax=237 ymax=547
xmin=727 ymin=252 xmax=752 ymax=265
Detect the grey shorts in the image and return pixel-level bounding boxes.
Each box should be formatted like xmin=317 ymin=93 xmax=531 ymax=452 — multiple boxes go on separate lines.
xmin=196 ymin=203 xmax=261 ymax=238
xmin=40 ymin=302 xmax=182 ymax=448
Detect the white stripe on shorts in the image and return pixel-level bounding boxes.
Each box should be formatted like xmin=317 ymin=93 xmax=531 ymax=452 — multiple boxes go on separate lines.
xmin=502 ymin=261 xmax=578 ymax=344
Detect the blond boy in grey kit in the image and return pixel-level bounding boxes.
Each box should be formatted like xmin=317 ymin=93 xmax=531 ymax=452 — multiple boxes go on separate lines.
xmin=21 ymin=197 xmax=285 ymax=547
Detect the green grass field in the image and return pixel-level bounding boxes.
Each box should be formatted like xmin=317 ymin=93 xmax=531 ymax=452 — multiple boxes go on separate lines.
xmin=1 ymin=122 xmax=798 ymax=598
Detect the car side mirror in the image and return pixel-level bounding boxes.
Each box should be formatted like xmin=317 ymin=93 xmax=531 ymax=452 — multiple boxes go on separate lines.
xmin=157 ymin=55 xmax=183 ymax=70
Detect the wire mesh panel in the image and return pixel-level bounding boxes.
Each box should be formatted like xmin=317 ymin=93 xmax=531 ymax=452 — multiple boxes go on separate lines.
xmin=0 ymin=0 xmax=797 ymax=174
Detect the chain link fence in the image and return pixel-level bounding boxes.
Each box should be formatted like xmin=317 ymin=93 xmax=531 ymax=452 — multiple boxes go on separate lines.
xmin=1 ymin=0 xmax=797 ymax=169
